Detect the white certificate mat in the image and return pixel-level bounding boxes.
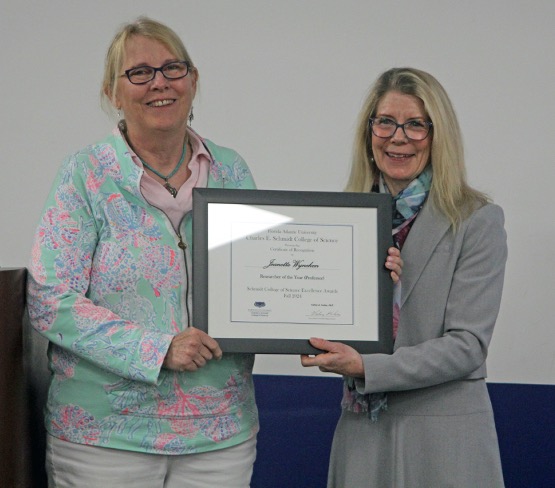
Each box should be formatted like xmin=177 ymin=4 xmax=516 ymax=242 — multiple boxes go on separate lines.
xmin=193 ymin=189 xmax=393 ymax=355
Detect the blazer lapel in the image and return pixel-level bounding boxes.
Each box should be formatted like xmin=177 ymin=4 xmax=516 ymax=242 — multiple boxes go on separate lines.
xmin=399 ymin=201 xmax=450 ymax=307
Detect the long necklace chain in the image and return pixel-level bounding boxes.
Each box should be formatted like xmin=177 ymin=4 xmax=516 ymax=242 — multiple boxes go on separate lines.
xmin=139 ymin=140 xmax=188 ymax=198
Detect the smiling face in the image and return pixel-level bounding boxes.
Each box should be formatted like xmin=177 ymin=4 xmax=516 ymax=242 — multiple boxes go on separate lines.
xmin=371 ymin=91 xmax=431 ymax=196
xmin=114 ymin=35 xmax=197 ymax=142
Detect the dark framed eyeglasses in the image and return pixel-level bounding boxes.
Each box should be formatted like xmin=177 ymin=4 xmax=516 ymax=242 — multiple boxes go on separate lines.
xmin=369 ymin=117 xmax=433 ymax=141
xmin=122 ymin=61 xmax=191 ymax=85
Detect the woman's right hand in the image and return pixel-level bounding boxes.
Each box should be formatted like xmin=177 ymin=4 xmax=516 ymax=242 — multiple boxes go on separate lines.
xmin=163 ymin=327 xmax=223 ymax=372
xmin=385 ymin=246 xmax=403 ymax=284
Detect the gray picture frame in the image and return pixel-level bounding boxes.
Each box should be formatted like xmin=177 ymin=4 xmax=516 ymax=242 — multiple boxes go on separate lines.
xmin=192 ymin=188 xmax=393 ymax=355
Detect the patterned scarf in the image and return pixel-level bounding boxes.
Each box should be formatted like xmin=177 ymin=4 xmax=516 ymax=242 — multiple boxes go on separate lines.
xmin=342 ymin=165 xmax=432 ymax=421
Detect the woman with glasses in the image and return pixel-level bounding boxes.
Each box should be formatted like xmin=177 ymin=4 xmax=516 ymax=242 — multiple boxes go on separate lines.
xmin=27 ymin=17 xmax=258 ymax=487
xmin=302 ymin=67 xmax=507 ymax=487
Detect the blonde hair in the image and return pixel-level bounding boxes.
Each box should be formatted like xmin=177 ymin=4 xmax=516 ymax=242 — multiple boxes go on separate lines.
xmin=101 ymin=16 xmax=196 ymax=113
xmin=346 ymin=67 xmax=488 ymax=228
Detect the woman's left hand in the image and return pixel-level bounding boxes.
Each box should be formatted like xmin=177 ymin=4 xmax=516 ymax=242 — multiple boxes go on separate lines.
xmin=300 ymin=338 xmax=364 ymax=377
xmin=163 ymin=327 xmax=222 ymax=372
xmin=385 ymin=246 xmax=403 ymax=284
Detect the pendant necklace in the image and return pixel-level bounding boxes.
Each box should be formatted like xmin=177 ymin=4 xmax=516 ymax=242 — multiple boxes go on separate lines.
xmin=139 ymin=141 xmax=187 ymax=198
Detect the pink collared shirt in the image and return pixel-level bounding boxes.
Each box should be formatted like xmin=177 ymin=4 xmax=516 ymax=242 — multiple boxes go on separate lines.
xmin=129 ymin=129 xmax=210 ymax=231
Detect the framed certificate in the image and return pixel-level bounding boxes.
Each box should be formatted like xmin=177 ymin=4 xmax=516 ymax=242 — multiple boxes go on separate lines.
xmin=192 ymin=189 xmax=393 ymax=355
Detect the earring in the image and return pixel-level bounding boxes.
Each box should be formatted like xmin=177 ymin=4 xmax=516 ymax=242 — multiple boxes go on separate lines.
xmin=188 ymin=106 xmax=194 ymax=125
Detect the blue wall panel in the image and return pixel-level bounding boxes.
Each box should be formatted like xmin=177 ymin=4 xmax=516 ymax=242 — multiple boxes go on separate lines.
xmin=251 ymin=375 xmax=343 ymax=488
xmin=489 ymin=383 xmax=555 ymax=488
xmin=251 ymin=375 xmax=555 ymax=488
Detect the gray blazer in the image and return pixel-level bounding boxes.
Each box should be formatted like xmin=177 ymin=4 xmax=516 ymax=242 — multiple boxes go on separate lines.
xmin=329 ymin=201 xmax=508 ymax=488
xmin=359 ymin=200 xmax=507 ymax=394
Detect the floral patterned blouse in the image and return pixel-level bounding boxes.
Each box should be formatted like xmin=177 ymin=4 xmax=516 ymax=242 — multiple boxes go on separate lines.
xmin=27 ymin=127 xmax=259 ymax=454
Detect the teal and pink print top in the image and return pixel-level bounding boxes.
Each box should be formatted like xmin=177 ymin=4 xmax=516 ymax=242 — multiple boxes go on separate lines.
xmin=27 ymin=127 xmax=259 ymax=454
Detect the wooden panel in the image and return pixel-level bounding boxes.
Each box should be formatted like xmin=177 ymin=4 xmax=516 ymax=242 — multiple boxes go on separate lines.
xmin=0 ymin=268 xmax=29 ymax=487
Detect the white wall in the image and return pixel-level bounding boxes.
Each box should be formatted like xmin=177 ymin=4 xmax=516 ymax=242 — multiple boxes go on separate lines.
xmin=1 ymin=0 xmax=553 ymax=385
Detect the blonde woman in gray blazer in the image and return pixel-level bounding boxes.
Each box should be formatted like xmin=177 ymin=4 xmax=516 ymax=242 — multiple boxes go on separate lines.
xmin=302 ymin=68 xmax=507 ymax=488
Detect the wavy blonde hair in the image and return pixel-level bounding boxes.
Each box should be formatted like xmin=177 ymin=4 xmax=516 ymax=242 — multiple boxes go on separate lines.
xmin=101 ymin=16 xmax=196 ymax=113
xmin=346 ymin=67 xmax=488 ymax=228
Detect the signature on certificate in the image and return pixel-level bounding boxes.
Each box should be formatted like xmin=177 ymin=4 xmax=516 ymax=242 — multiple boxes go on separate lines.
xmin=308 ymin=309 xmax=341 ymax=319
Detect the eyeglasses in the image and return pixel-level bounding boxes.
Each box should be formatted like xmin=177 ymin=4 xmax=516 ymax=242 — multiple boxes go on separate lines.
xmin=122 ymin=61 xmax=191 ymax=85
xmin=369 ymin=117 xmax=433 ymax=141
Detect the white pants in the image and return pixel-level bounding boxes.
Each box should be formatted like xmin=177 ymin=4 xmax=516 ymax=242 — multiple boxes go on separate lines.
xmin=46 ymin=434 xmax=257 ymax=488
